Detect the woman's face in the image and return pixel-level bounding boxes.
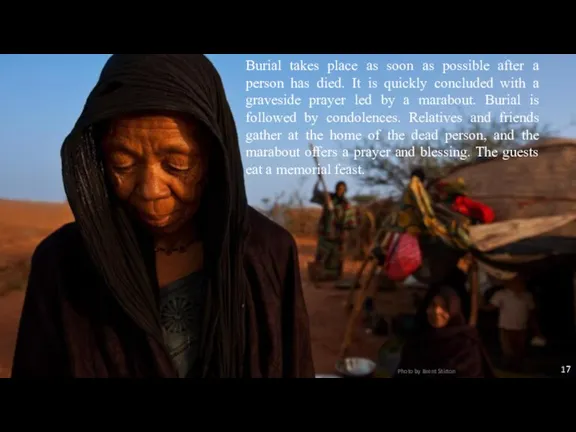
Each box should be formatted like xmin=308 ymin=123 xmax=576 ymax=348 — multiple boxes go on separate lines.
xmin=336 ymin=183 xmax=346 ymax=197
xmin=102 ymin=114 xmax=208 ymax=235
xmin=426 ymin=295 xmax=450 ymax=328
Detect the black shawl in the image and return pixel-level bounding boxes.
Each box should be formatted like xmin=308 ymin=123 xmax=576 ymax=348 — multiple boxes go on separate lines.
xmin=395 ymin=287 xmax=495 ymax=378
xmin=12 ymin=55 xmax=314 ymax=378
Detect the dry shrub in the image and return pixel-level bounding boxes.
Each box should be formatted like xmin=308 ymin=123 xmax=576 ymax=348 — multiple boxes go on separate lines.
xmin=0 ymin=258 xmax=30 ymax=296
xmin=282 ymin=207 xmax=322 ymax=237
xmin=277 ymin=200 xmax=396 ymax=261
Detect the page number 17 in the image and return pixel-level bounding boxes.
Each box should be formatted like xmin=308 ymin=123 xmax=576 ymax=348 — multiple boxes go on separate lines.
xmin=561 ymin=365 xmax=571 ymax=374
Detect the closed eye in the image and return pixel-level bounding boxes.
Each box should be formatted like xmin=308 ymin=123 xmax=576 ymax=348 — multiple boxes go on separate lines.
xmin=162 ymin=160 xmax=188 ymax=171
xmin=112 ymin=164 xmax=135 ymax=173
xmin=164 ymin=156 xmax=197 ymax=173
xmin=168 ymin=166 xmax=189 ymax=173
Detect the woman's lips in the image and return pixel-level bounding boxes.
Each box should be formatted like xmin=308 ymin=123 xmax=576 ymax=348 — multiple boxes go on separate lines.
xmin=139 ymin=213 xmax=171 ymax=226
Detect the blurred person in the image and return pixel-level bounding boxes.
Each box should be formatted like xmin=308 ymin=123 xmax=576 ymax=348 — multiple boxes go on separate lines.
xmin=12 ymin=54 xmax=314 ymax=378
xmin=309 ymin=180 xmax=356 ymax=281
xmin=394 ymin=287 xmax=495 ymax=378
xmin=483 ymin=275 xmax=543 ymax=372
xmin=415 ymin=268 xmax=471 ymax=330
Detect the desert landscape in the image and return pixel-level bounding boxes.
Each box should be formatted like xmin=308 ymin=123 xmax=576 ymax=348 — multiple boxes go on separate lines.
xmin=0 ymin=199 xmax=384 ymax=377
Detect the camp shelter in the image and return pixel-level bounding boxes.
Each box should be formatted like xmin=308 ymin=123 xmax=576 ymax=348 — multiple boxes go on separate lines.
xmin=440 ymin=137 xmax=576 ymax=236
xmin=439 ymin=138 xmax=576 ymax=357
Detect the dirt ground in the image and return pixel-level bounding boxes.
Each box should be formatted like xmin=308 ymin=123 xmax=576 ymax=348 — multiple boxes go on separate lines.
xmin=0 ymin=199 xmax=384 ymax=377
xmin=294 ymin=237 xmax=386 ymax=374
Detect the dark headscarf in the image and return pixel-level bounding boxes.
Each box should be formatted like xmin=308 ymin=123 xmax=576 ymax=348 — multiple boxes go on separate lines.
xmin=424 ymin=287 xmax=466 ymax=328
xmin=396 ymin=287 xmax=494 ymax=378
xmin=331 ymin=181 xmax=348 ymax=202
xmin=415 ymin=270 xmax=471 ymax=331
xmin=61 ymin=54 xmax=249 ymax=377
xmin=335 ymin=181 xmax=347 ymax=190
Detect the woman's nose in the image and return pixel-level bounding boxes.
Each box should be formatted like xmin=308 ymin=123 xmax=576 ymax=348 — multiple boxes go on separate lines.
xmin=135 ymin=166 xmax=170 ymax=200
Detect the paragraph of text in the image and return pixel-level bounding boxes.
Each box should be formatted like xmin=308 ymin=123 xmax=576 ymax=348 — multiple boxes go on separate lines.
xmin=241 ymin=57 xmax=542 ymax=177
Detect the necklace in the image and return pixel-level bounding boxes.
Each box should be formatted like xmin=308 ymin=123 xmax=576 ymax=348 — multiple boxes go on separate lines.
xmin=154 ymin=238 xmax=196 ymax=256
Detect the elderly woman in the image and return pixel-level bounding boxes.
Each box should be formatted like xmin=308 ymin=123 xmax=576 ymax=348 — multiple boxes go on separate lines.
xmin=12 ymin=54 xmax=314 ymax=378
xmin=394 ymin=287 xmax=494 ymax=378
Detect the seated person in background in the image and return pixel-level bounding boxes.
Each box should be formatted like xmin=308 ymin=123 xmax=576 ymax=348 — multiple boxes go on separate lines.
xmin=394 ymin=287 xmax=495 ymax=378
xmin=416 ymin=268 xmax=471 ymax=329
xmin=482 ymin=275 xmax=544 ymax=372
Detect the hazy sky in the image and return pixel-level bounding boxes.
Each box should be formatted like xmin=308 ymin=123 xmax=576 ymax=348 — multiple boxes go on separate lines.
xmin=1 ymin=54 xmax=575 ymax=206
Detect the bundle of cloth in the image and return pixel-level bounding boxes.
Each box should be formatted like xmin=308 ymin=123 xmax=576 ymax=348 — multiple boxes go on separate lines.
xmin=432 ymin=178 xmax=495 ymax=225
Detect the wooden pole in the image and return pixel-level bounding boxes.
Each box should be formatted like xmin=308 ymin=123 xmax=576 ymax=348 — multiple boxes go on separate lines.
xmin=308 ymin=142 xmax=336 ymax=276
xmin=344 ymin=255 xmax=373 ymax=309
xmin=468 ymin=260 xmax=479 ymax=327
xmin=338 ymin=259 xmax=380 ymax=359
xmin=344 ymin=219 xmax=391 ymax=309
xmin=309 ymin=143 xmax=332 ymax=206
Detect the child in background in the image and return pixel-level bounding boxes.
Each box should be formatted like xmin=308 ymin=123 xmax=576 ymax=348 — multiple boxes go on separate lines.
xmin=484 ymin=275 xmax=543 ymax=371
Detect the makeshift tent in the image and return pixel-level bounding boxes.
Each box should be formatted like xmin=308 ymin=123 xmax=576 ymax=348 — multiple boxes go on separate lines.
xmin=438 ymin=139 xmax=576 ymax=349
xmin=439 ymin=138 xmax=576 ymax=238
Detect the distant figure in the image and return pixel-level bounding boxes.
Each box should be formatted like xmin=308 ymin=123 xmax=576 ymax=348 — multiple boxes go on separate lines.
xmin=310 ymin=180 xmax=357 ymax=281
xmin=394 ymin=287 xmax=495 ymax=378
xmin=483 ymin=275 xmax=543 ymax=372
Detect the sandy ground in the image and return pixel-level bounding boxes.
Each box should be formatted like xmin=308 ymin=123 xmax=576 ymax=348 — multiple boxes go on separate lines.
xmin=0 ymin=199 xmax=383 ymax=377
xmin=295 ymin=237 xmax=386 ymax=374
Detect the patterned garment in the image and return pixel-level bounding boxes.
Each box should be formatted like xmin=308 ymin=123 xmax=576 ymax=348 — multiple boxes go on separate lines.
xmin=314 ymin=237 xmax=344 ymax=279
xmin=311 ymin=188 xmax=357 ymax=278
xmin=311 ymin=188 xmax=357 ymax=238
xmin=391 ymin=180 xmax=427 ymax=236
xmin=159 ymin=272 xmax=207 ymax=378
xmin=385 ymin=176 xmax=472 ymax=250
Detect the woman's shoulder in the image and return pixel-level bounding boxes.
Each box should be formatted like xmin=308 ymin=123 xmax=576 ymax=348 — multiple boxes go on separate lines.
xmin=31 ymin=222 xmax=84 ymax=266
xmin=246 ymin=206 xmax=297 ymax=253
xmin=245 ymin=207 xmax=300 ymax=282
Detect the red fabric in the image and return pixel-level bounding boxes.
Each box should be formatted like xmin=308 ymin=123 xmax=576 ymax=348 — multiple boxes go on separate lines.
xmin=451 ymin=196 xmax=495 ymax=224
xmin=384 ymin=233 xmax=422 ymax=281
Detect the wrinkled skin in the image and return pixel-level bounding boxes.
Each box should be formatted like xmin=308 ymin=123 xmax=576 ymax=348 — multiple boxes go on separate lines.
xmin=102 ymin=114 xmax=208 ymax=236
